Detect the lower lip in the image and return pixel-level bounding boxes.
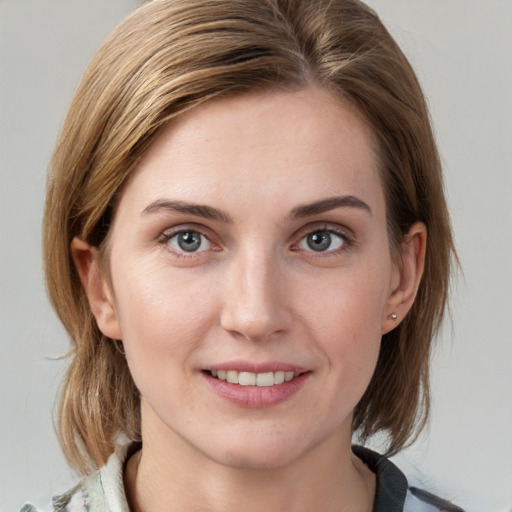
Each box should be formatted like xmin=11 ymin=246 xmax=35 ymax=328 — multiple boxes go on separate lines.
xmin=202 ymin=371 xmax=311 ymax=408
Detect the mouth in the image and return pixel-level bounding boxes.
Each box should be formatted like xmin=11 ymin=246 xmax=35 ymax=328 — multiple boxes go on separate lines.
xmin=205 ymin=369 xmax=306 ymax=387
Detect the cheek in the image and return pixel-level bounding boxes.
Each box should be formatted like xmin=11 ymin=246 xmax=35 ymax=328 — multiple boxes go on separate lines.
xmin=319 ymin=312 xmax=382 ymax=423
xmin=300 ymin=262 xmax=391 ymax=338
xmin=298 ymin=262 xmax=390 ymax=384
xmin=110 ymin=259 xmax=218 ymax=372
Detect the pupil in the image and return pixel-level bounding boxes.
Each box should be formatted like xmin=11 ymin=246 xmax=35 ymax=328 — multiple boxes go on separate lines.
xmin=307 ymin=231 xmax=331 ymax=251
xmin=178 ymin=231 xmax=201 ymax=252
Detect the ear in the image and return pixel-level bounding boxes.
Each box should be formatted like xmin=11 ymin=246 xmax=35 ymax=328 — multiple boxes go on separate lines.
xmin=71 ymin=237 xmax=123 ymax=340
xmin=381 ymin=222 xmax=427 ymax=334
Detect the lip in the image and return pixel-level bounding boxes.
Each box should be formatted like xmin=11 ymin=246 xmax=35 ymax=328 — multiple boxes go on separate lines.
xmin=201 ymin=361 xmax=311 ymax=408
xmin=203 ymin=361 xmax=308 ymax=374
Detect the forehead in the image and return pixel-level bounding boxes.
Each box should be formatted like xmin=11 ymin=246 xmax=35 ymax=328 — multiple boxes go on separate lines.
xmin=120 ymin=86 xmax=383 ymax=216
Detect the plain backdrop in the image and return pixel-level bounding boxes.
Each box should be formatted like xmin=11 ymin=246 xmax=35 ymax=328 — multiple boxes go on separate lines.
xmin=1 ymin=1 xmax=511 ymax=511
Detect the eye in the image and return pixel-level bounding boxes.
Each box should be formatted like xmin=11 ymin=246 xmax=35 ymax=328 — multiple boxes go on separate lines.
xmin=297 ymin=229 xmax=345 ymax=252
xmin=166 ymin=230 xmax=212 ymax=253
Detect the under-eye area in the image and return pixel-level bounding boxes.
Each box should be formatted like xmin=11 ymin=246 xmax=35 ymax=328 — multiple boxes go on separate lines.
xmin=205 ymin=370 xmax=309 ymax=387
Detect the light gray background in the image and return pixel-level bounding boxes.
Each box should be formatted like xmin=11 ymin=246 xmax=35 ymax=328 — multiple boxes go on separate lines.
xmin=1 ymin=1 xmax=511 ymax=511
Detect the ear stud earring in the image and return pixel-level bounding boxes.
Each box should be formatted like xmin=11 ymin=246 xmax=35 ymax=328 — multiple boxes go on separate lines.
xmin=389 ymin=312 xmax=398 ymax=320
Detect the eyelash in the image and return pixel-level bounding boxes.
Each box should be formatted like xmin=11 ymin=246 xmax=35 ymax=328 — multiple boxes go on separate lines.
xmin=291 ymin=225 xmax=354 ymax=257
xmin=159 ymin=227 xmax=216 ymax=258
xmin=158 ymin=224 xmax=354 ymax=258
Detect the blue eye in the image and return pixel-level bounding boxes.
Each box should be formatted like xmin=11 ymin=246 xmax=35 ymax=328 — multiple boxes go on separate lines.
xmin=167 ymin=230 xmax=211 ymax=253
xmin=298 ymin=230 xmax=345 ymax=252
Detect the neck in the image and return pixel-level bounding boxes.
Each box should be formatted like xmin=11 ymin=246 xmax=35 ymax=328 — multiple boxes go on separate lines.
xmin=124 ymin=426 xmax=375 ymax=512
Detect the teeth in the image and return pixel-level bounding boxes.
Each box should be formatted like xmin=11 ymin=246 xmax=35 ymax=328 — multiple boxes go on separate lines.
xmin=226 ymin=370 xmax=238 ymax=384
xmin=256 ymin=372 xmax=274 ymax=387
xmin=238 ymin=372 xmax=256 ymax=386
xmin=274 ymin=371 xmax=285 ymax=384
xmin=284 ymin=371 xmax=294 ymax=382
xmin=211 ymin=369 xmax=301 ymax=386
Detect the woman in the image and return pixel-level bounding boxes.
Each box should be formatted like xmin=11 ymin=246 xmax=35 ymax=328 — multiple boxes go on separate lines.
xmin=28 ymin=0 xmax=459 ymax=510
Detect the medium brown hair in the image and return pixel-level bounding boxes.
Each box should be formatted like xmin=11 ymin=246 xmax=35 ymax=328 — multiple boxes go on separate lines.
xmin=43 ymin=0 xmax=455 ymax=474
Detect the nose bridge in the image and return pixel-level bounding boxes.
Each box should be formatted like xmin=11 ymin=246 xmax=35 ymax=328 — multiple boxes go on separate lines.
xmin=220 ymin=242 xmax=289 ymax=341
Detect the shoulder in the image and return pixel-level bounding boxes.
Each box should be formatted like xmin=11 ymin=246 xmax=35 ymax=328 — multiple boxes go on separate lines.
xmin=18 ymin=487 xmax=86 ymax=512
xmin=352 ymin=445 xmax=465 ymax=512
xmin=19 ymin=444 xmax=134 ymax=512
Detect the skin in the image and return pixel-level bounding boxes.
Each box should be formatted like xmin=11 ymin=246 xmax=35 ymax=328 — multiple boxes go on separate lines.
xmin=73 ymin=86 xmax=426 ymax=512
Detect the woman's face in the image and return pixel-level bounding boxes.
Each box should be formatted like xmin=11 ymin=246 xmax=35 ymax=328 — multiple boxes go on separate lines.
xmin=83 ymin=86 xmax=417 ymax=469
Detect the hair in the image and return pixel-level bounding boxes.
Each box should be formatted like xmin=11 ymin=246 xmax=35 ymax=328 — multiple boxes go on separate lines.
xmin=43 ymin=0 xmax=455 ymax=475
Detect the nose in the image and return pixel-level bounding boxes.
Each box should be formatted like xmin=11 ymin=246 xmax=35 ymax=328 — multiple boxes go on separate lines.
xmin=220 ymin=247 xmax=292 ymax=342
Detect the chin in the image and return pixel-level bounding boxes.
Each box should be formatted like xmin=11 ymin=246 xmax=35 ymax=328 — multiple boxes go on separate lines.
xmin=214 ymin=448 xmax=299 ymax=471
xmin=202 ymin=430 xmax=315 ymax=471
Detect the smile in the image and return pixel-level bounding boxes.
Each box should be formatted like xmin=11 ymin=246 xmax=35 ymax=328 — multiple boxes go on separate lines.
xmin=208 ymin=370 xmax=302 ymax=387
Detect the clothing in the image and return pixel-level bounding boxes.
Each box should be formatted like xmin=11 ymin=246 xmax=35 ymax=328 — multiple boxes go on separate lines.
xmin=21 ymin=445 xmax=464 ymax=512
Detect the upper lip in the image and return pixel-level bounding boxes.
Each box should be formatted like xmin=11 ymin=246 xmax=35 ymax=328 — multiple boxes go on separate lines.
xmin=202 ymin=361 xmax=309 ymax=374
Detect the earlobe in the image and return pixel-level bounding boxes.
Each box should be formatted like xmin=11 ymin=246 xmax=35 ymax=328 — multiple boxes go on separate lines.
xmin=71 ymin=238 xmax=122 ymax=340
xmin=381 ymin=222 xmax=427 ymax=334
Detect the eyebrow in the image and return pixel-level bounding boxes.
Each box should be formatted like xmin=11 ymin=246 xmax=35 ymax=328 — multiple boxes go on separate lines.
xmin=142 ymin=200 xmax=233 ymax=223
xmin=289 ymin=195 xmax=372 ymax=219
xmin=142 ymin=194 xmax=371 ymax=223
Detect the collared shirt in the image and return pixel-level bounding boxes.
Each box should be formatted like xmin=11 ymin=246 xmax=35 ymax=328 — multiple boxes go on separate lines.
xmin=21 ymin=445 xmax=464 ymax=512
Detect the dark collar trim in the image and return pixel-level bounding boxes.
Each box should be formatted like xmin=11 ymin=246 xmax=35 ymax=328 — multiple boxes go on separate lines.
xmin=352 ymin=445 xmax=409 ymax=512
xmin=409 ymin=486 xmax=465 ymax=512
